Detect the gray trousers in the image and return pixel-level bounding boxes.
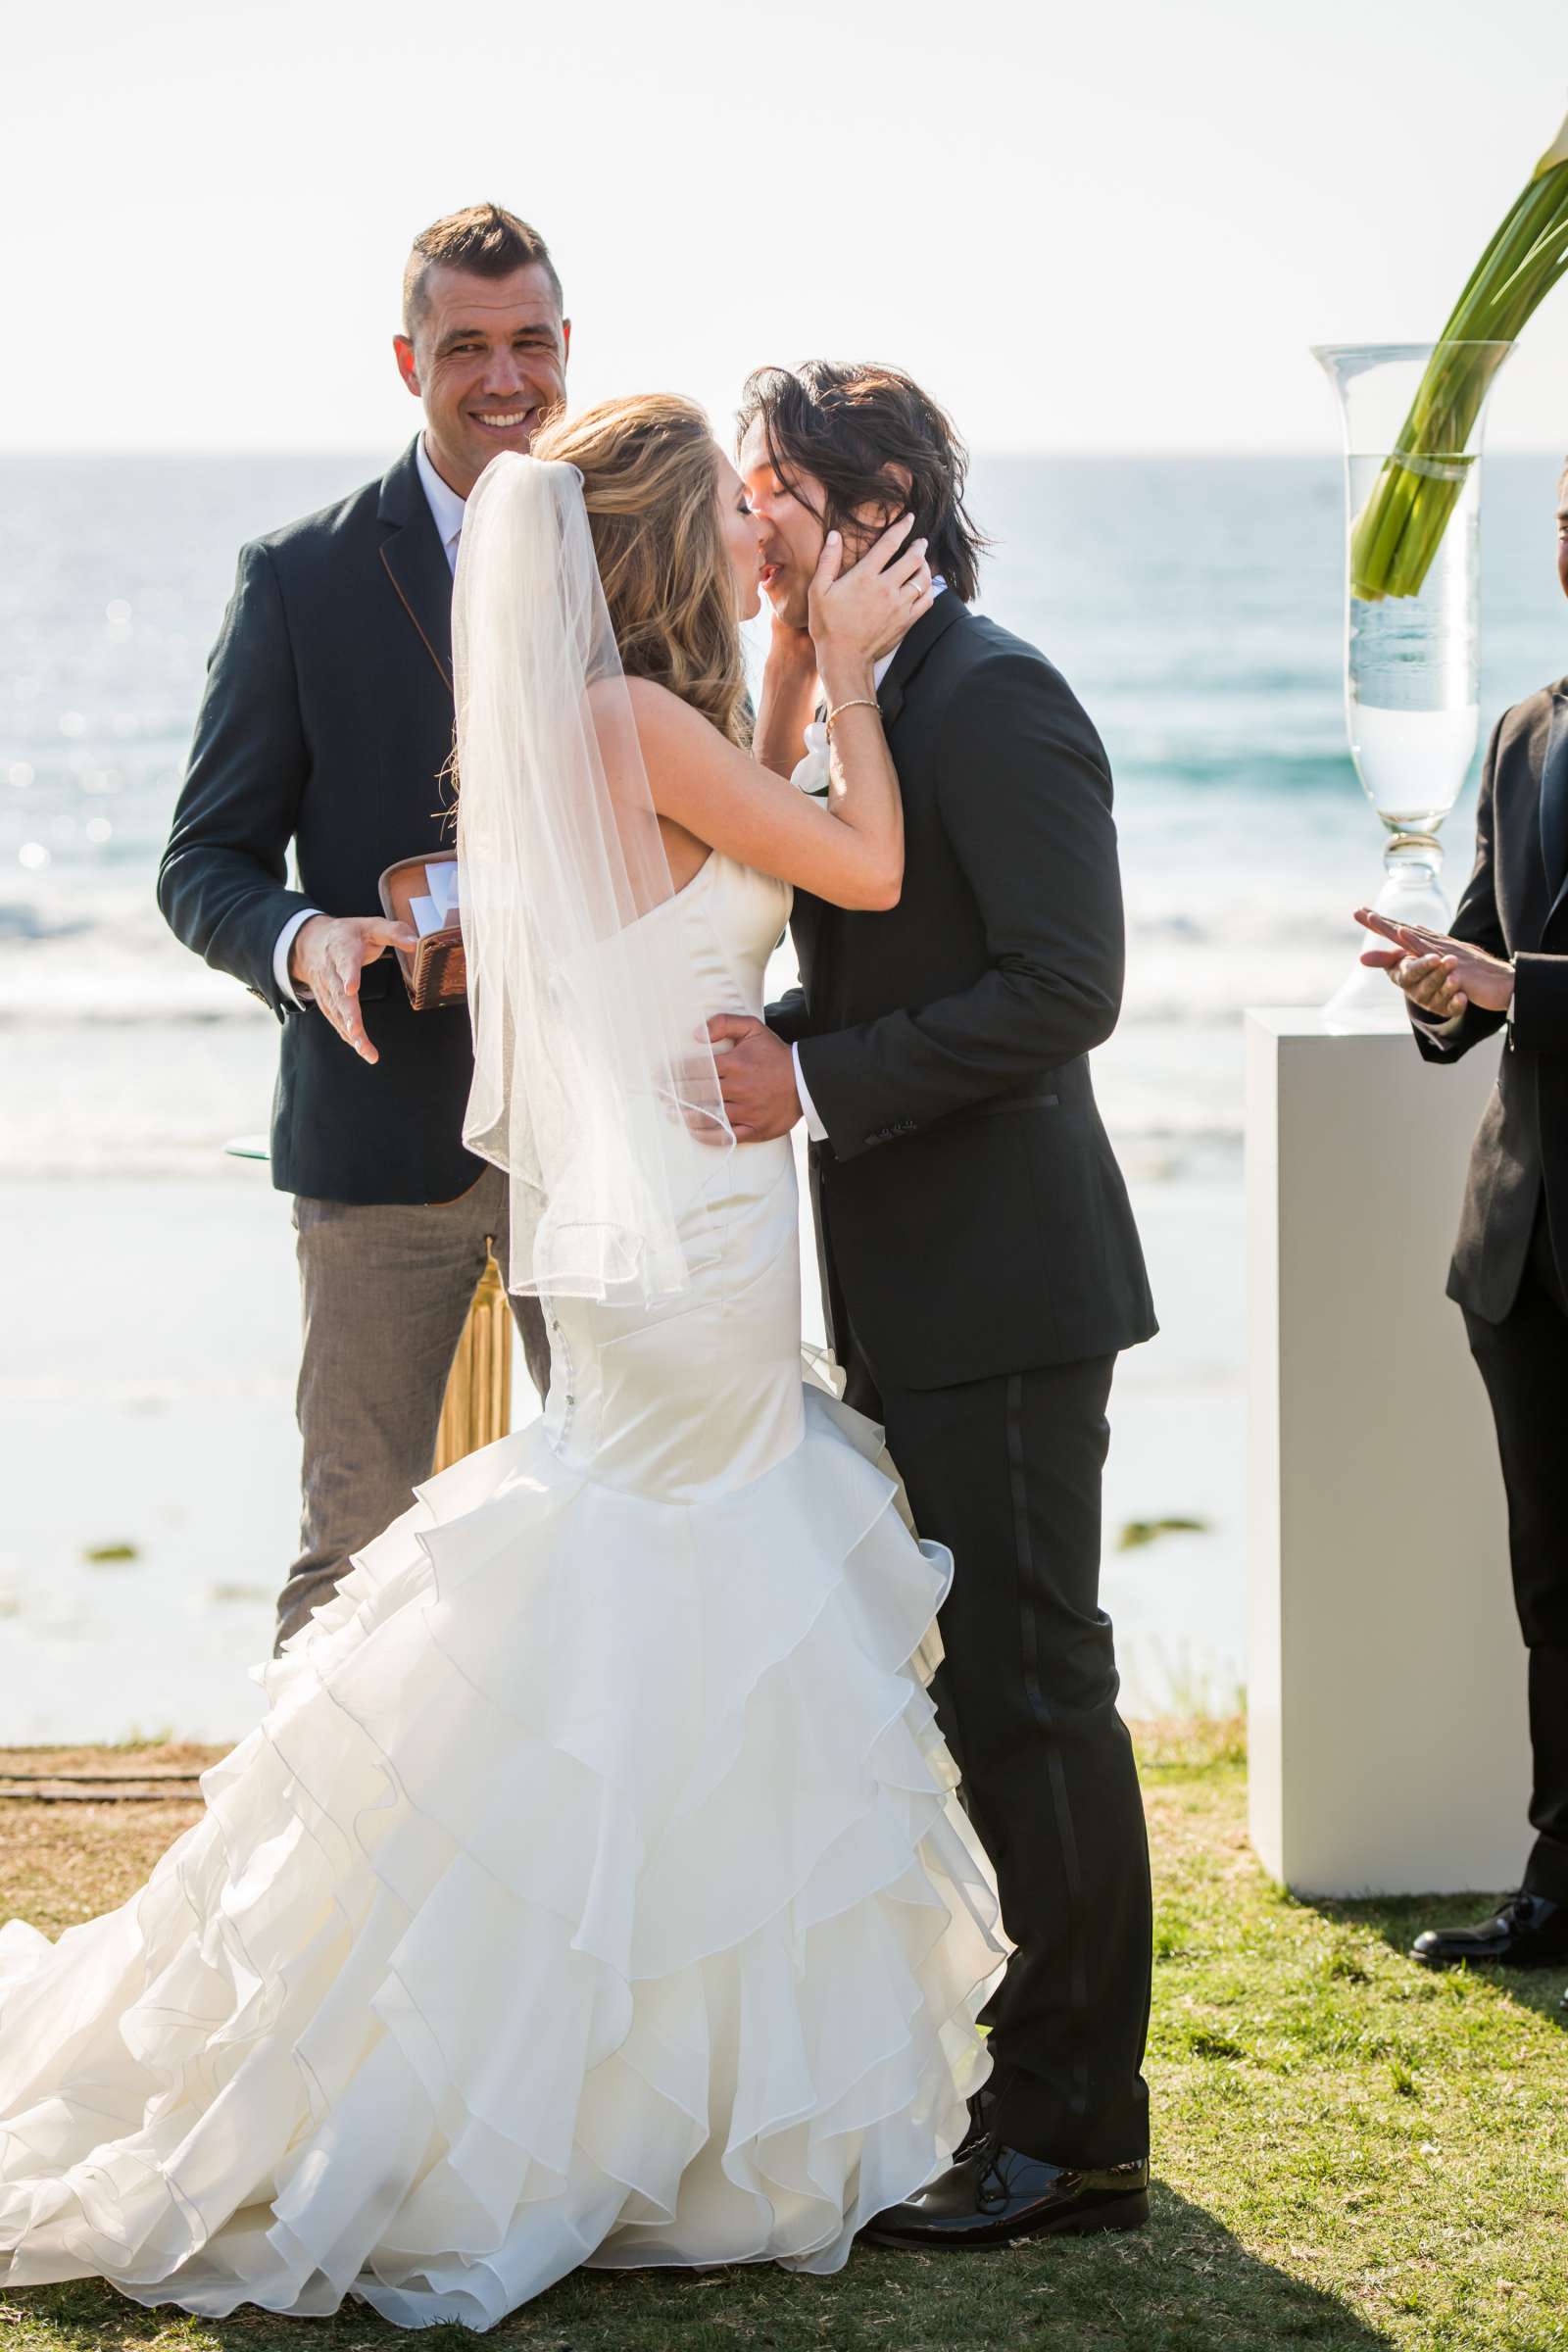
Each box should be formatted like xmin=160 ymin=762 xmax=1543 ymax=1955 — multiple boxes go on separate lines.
xmin=279 ymin=1164 xmax=550 ymax=1648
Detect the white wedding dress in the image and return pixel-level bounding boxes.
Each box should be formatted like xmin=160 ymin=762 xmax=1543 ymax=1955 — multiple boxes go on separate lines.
xmin=0 ymin=850 xmax=999 ymax=2332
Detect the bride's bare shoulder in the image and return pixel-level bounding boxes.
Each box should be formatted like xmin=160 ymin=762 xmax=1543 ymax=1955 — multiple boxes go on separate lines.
xmin=620 ymin=677 xmax=701 ymax=726
xmin=604 ymin=679 xmax=730 ymax=777
xmin=585 ymin=675 xmax=695 ymax=728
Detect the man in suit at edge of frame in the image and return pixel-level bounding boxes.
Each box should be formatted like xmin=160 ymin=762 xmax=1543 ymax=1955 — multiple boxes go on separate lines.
xmin=1359 ymin=455 xmax=1568 ymax=2007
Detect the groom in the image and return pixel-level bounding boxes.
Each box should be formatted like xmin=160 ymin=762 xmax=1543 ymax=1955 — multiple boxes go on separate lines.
xmin=718 ymin=363 xmax=1158 ymax=2244
xmin=158 ymin=204 xmax=562 ymax=1646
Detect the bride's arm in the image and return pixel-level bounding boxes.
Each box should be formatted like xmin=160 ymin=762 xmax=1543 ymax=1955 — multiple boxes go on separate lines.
xmin=752 ymin=618 xmax=818 ymax=782
xmin=633 ymin=520 xmax=930 ymax=911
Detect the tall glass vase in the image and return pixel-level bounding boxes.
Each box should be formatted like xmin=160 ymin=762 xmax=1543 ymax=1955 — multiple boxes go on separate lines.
xmin=1313 ymin=340 xmax=1513 ymax=1030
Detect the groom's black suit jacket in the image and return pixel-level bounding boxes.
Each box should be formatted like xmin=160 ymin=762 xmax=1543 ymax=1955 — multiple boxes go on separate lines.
xmin=158 ymin=437 xmax=484 ymax=1204
xmin=769 ymin=595 xmax=1156 ymax=1391
xmin=1410 ymin=680 xmax=1568 ymax=1323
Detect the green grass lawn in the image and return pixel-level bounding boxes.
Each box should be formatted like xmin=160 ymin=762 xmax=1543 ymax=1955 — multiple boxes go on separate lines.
xmin=3 ymin=1721 xmax=1565 ymax=2351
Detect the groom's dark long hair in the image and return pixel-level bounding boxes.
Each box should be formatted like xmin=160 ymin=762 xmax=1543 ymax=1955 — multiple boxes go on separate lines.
xmin=738 ymin=362 xmax=987 ymax=605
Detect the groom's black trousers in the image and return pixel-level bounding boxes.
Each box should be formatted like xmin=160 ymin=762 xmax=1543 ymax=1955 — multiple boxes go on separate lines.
xmin=844 ymin=1341 xmax=1152 ymax=2168
xmin=1462 ymin=1203 xmax=1568 ymax=1902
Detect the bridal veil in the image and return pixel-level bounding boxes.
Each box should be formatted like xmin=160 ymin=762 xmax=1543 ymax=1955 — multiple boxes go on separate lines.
xmin=453 ymin=453 xmax=732 ymax=1306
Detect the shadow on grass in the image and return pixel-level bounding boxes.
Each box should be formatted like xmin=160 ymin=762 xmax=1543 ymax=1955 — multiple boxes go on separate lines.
xmin=1301 ymin=1886 xmax=1568 ymax=2028
xmin=15 ymin=2185 xmax=1398 ymax=2352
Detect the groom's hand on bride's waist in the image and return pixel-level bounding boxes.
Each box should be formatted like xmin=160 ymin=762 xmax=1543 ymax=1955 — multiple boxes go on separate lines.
xmin=703 ymin=1015 xmax=804 ymax=1144
xmin=289 ymin=913 xmax=417 ymax=1066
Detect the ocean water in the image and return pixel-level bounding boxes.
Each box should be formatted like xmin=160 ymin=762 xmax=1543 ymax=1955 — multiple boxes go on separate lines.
xmin=6 ymin=450 xmax=1566 ymax=1166
xmin=3 ymin=450 xmax=1565 ymax=1738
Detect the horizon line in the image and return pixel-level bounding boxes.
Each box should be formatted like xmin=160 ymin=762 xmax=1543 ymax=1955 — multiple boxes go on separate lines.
xmin=1 ymin=442 xmax=1565 ymax=464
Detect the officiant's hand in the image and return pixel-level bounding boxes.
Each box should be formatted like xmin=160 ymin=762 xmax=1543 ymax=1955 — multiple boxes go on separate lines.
xmin=1354 ymin=907 xmax=1515 ymax=1018
xmin=704 ymin=1015 xmax=803 ymax=1143
xmin=289 ymin=913 xmax=416 ymax=1065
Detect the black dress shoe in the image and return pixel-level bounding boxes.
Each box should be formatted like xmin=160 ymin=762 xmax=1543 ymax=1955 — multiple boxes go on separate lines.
xmin=1411 ymin=1892 xmax=1568 ymax=1970
xmin=862 ymin=2139 xmax=1150 ymax=2249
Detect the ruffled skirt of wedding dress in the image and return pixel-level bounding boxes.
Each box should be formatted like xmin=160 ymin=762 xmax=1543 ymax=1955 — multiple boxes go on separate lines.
xmin=0 ymin=1387 xmax=1000 ymax=2331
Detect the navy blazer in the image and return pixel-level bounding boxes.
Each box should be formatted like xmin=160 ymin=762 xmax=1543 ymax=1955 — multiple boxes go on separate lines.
xmin=159 ymin=439 xmax=485 ymax=1203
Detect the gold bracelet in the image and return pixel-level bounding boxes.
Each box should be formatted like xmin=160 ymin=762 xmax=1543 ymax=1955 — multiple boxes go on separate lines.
xmin=824 ymin=695 xmax=879 ymax=736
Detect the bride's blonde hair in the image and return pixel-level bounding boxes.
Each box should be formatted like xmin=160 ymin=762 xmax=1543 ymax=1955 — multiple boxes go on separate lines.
xmin=532 ymin=395 xmax=751 ymax=748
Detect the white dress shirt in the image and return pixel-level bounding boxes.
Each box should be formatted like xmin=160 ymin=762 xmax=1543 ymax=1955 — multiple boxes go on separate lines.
xmin=415 ymin=435 xmax=467 ymax=575
xmin=271 ymin=438 xmax=466 ymax=1004
xmin=790 ymin=582 xmax=946 ymax=1144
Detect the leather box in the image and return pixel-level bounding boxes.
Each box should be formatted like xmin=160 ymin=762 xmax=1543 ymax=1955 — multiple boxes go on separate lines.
xmin=377 ymin=853 xmax=466 ymax=1012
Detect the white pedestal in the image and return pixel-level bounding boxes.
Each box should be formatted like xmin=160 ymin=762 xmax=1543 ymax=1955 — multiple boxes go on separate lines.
xmin=1246 ymin=1010 xmax=1529 ymax=1896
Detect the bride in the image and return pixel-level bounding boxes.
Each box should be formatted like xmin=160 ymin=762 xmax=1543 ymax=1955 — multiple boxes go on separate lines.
xmin=0 ymin=395 xmax=999 ymax=2331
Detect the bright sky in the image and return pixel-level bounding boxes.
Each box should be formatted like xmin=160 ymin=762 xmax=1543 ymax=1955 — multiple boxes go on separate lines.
xmin=8 ymin=0 xmax=1568 ymax=455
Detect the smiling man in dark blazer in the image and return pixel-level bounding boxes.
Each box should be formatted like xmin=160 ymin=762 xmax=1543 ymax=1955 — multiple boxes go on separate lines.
xmin=1360 ymin=461 xmax=1568 ymax=2001
xmin=158 ymin=203 xmax=562 ymax=1646
xmin=719 ymin=363 xmax=1158 ymax=2248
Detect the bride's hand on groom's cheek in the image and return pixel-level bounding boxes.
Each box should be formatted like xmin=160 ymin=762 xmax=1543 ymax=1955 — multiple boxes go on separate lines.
xmin=808 ymin=515 xmax=933 ymax=673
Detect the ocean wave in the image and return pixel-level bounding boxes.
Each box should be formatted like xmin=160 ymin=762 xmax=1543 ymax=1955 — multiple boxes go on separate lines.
xmin=0 ymin=900 xmax=95 ymax=945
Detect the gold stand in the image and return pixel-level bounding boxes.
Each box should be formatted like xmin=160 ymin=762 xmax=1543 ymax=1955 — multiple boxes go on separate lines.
xmin=434 ymin=1244 xmax=514 ymax=1472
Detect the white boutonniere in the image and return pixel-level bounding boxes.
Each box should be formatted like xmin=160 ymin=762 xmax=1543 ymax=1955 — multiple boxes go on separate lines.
xmin=790 ymin=720 xmax=832 ymax=800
